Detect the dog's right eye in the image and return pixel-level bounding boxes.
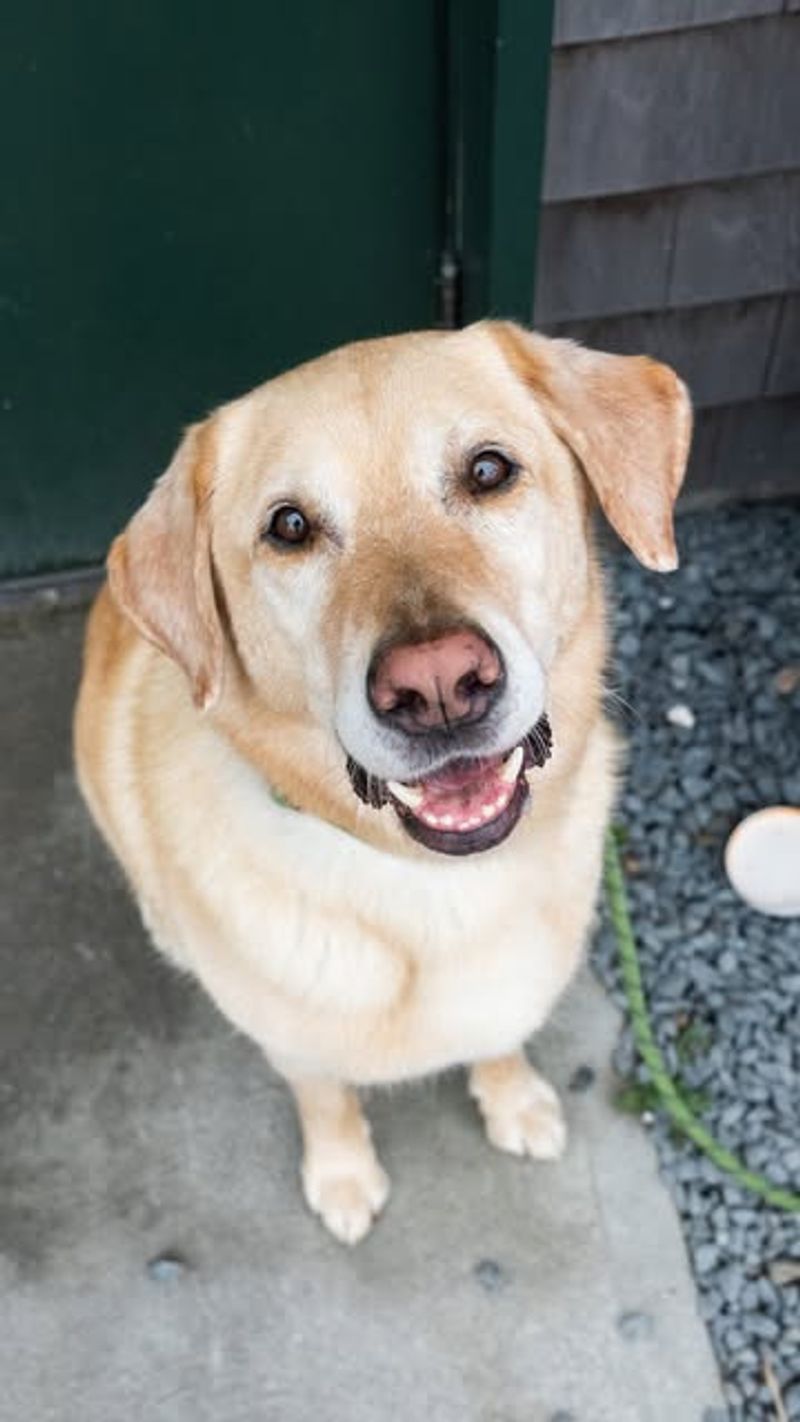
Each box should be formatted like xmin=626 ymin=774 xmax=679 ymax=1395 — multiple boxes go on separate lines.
xmin=263 ymin=504 xmax=312 ymax=549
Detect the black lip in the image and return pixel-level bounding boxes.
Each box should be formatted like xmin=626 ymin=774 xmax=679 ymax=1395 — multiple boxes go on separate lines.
xmin=393 ymin=774 xmax=530 ymax=856
xmin=345 ymin=714 xmax=551 ymax=855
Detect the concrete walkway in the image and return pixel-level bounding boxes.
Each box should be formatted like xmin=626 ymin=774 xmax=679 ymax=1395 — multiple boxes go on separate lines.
xmin=0 ymin=602 xmax=725 ymax=1422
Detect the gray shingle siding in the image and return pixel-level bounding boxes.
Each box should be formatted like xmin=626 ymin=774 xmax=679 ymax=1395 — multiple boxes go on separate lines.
xmin=688 ymin=397 xmax=800 ymax=501
xmin=669 ymin=173 xmax=800 ymax=308
xmin=535 ymin=193 xmax=674 ymax=323
xmin=535 ymin=6 xmax=800 ymax=497
xmin=542 ymin=18 xmax=800 ymax=202
xmin=553 ymin=0 xmax=782 ymax=47
xmin=536 ymin=173 xmax=800 ymax=323
xmin=765 ymin=294 xmax=800 ymax=397
xmin=544 ymin=298 xmax=780 ymax=408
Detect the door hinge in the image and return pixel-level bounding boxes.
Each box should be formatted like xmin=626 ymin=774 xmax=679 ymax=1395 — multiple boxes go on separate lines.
xmin=437 ymin=249 xmax=462 ymax=329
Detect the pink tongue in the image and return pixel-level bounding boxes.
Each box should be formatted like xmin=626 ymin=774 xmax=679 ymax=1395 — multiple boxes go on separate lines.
xmin=417 ymin=756 xmax=505 ymax=817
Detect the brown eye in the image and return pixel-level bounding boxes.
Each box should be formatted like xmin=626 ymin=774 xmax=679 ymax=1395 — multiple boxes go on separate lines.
xmin=265 ymin=504 xmax=312 ymax=548
xmin=467 ymin=448 xmax=517 ymax=494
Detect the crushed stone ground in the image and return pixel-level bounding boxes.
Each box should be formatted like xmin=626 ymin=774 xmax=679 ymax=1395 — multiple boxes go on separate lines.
xmin=594 ymin=502 xmax=800 ymax=1421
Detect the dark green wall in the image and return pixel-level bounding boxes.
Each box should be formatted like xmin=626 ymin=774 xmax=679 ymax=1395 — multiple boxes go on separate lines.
xmin=1 ymin=3 xmax=554 ymax=576
xmin=1 ymin=3 xmax=443 ymax=574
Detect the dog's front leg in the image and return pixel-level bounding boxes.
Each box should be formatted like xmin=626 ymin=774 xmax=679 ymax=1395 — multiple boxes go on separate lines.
xmin=468 ymin=1050 xmax=567 ymax=1161
xmin=285 ymin=1076 xmax=390 ymax=1245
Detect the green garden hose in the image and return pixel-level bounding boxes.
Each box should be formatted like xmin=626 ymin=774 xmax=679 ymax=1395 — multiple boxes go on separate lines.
xmin=604 ymin=829 xmax=800 ymax=1215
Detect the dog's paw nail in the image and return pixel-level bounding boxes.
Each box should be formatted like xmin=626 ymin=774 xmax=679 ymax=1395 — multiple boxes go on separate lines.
xmin=303 ymin=1162 xmax=390 ymax=1245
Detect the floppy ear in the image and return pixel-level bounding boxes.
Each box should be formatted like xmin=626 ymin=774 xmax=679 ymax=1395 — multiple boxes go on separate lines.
xmin=490 ymin=322 xmax=693 ymax=572
xmin=107 ymin=420 xmax=224 ymax=710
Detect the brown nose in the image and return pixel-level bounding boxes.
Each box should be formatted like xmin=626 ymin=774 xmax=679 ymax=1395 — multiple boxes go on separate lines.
xmin=368 ymin=628 xmax=503 ymax=733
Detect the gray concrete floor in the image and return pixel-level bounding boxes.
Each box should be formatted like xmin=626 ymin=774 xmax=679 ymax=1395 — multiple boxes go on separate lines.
xmin=0 ymin=602 xmax=725 ymax=1422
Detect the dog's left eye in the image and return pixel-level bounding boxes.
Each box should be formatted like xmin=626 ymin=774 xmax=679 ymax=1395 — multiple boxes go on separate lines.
xmin=466 ymin=449 xmax=517 ymax=494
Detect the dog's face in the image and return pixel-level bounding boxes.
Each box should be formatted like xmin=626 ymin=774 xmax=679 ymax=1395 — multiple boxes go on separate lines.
xmin=109 ymin=322 xmax=691 ymax=856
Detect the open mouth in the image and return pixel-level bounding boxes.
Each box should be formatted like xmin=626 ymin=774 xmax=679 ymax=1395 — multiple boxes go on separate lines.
xmin=347 ymin=716 xmax=552 ymax=856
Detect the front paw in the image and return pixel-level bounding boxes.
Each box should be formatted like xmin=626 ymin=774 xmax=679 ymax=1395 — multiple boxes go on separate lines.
xmin=302 ymin=1156 xmax=390 ymax=1246
xmin=470 ymin=1056 xmax=568 ymax=1161
xmin=483 ymin=1081 xmax=567 ymax=1160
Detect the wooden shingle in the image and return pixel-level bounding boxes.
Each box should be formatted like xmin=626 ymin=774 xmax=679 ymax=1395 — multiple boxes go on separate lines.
xmin=669 ymin=173 xmax=800 ymax=308
xmin=542 ymin=17 xmax=800 ymax=201
xmin=765 ymin=295 xmax=800 ymax=398
xmin=542 ymin=298 xmax=780 ymax=407
xmin=554 ymin=0 xmax=782 ymax=48
xmin=535 ymin=194 xmax=673 ymax=322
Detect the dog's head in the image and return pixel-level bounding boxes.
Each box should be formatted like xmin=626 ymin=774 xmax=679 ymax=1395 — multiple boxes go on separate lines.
xmin=108 ymin=322 xmax=691 ymax=856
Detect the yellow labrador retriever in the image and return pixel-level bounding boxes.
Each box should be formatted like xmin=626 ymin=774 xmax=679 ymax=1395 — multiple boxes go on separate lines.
xmin=74 ymin=322 xmax=691 ymax=1243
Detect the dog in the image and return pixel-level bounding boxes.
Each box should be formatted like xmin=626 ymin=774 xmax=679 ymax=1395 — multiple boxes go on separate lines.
xmin=74 ymin=321 xmax=691 ymax=1243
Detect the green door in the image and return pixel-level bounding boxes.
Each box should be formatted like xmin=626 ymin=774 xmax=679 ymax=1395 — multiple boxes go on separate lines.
xmin=1 ymin=2 xmax=552 ymax=577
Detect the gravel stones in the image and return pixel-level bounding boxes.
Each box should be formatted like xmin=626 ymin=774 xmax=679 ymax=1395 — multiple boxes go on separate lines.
xmin=593 ymin=503 xmax=800 ymax=1422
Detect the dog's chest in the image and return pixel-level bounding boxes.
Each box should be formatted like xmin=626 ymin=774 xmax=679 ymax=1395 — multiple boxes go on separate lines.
xmin=215 ymin=807 xmax=593 ymax=1082
xmin=399 ymin=919 xmax=579 ymax=1078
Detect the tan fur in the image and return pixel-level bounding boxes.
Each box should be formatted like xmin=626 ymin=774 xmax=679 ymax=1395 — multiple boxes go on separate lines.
xmin=74 ymin=321 xmax=690 ymax=1243
xmin=106 ymin=419 xmax=223 ymax=709
xmin=492 ymin=322 xmax=692 ymax=572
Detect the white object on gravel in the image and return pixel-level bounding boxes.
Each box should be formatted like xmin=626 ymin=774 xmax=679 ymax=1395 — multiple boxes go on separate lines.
xmin=724 ymin=807 xmax=800 ymax=917
xmin=666 ymin=703 xmax=696 ymax=729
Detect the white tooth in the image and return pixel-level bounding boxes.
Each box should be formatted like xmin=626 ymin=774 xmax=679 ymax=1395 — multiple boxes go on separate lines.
xmin=482 ymin=789 xmax=511 ymax=821
xmin=388 ymin=780 xmax=423 ymax=811
xmin=499 ymin=746 xmax=524 ymax=785
xmin=441 ymin=815 xmax=455 ymax=828
xmin=464 ymin=816 xmax=481 ymax=830
xmin=425 ymin=813 xmax=443 ymax=828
